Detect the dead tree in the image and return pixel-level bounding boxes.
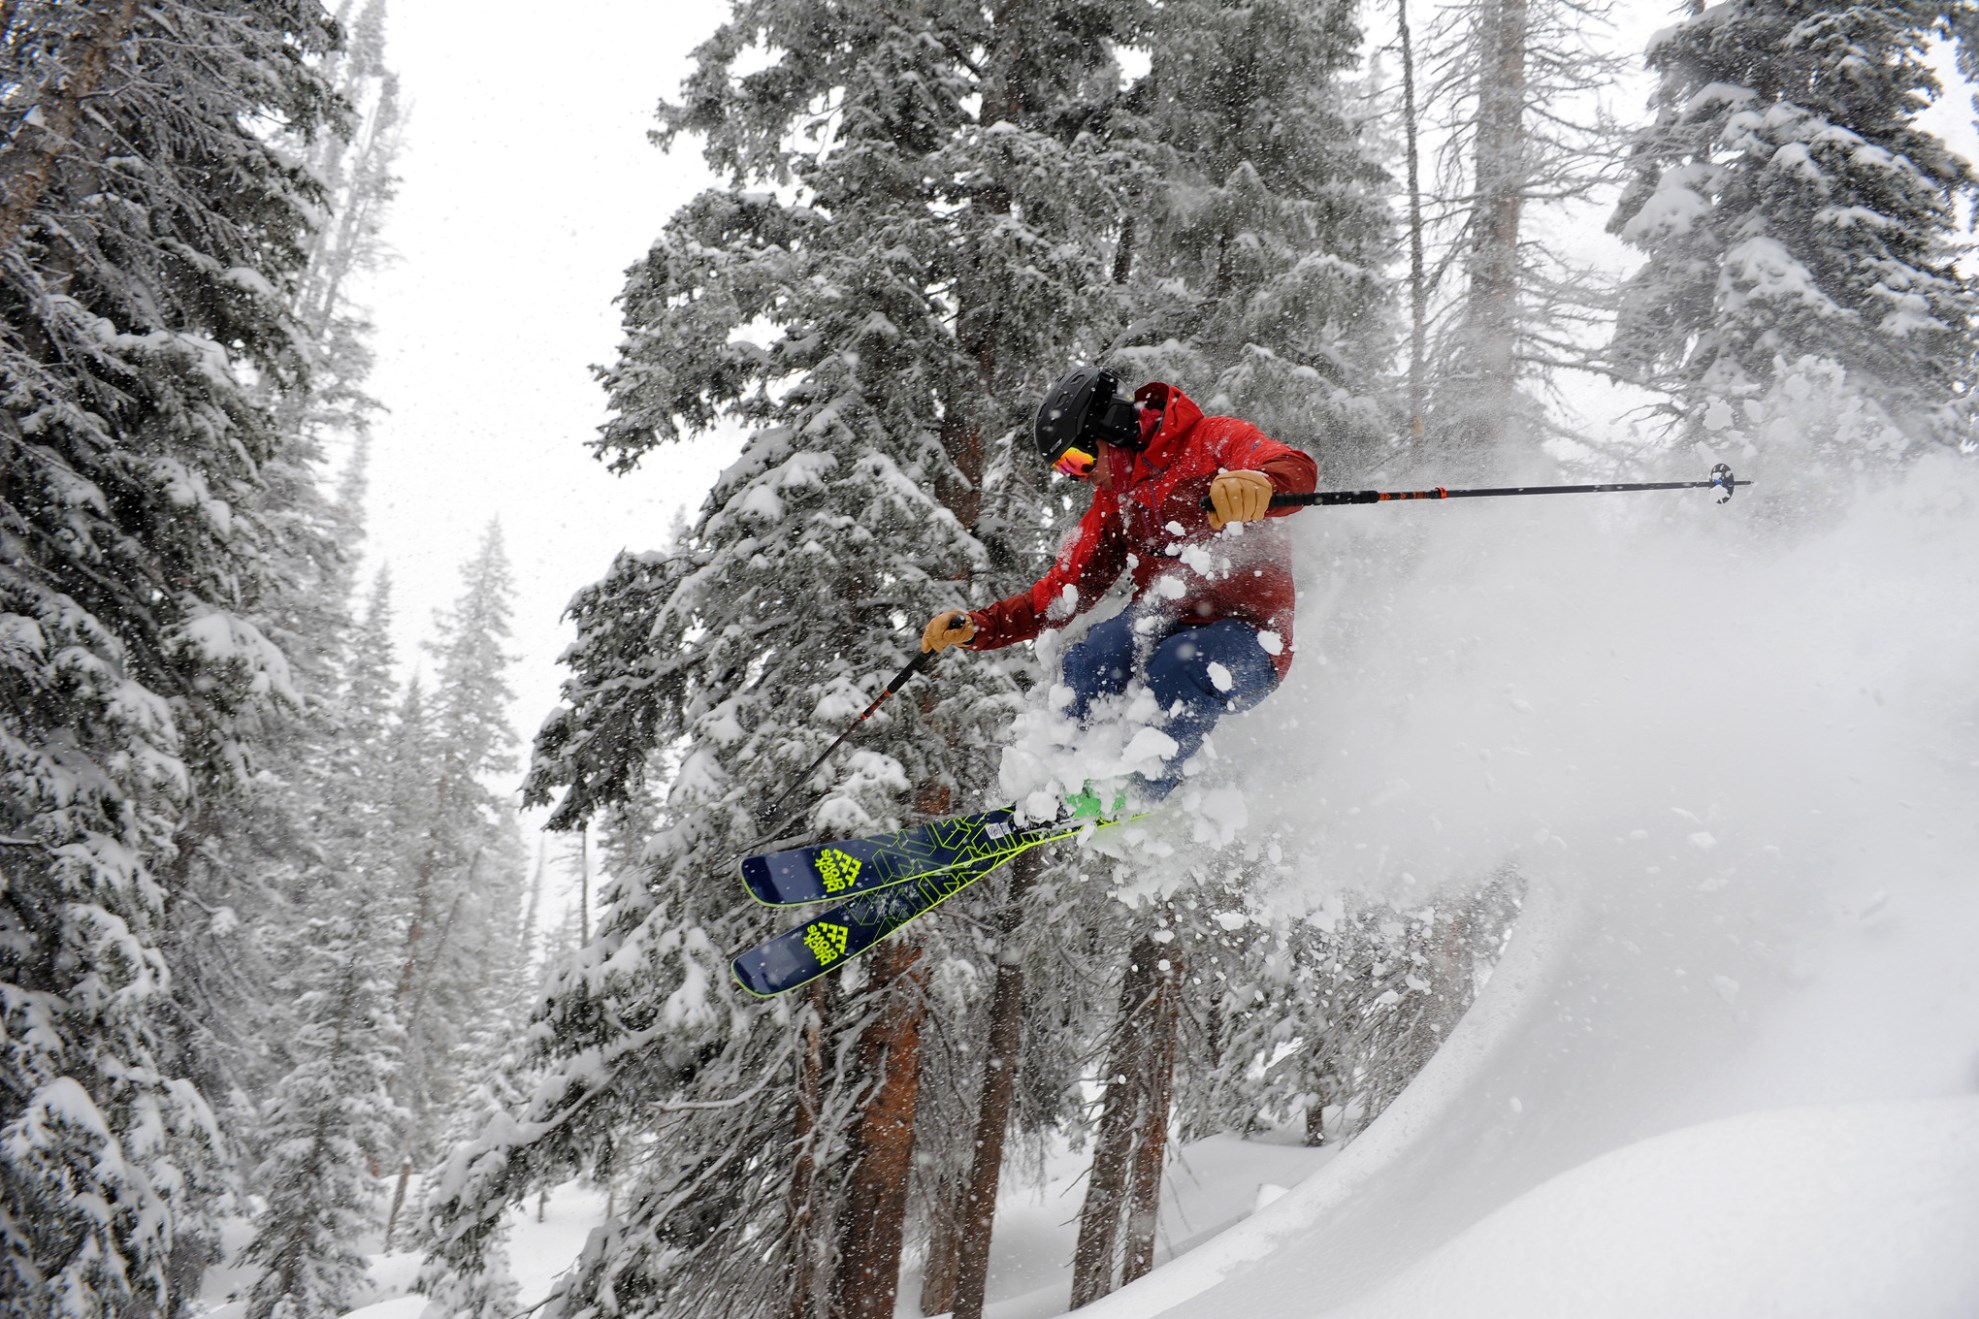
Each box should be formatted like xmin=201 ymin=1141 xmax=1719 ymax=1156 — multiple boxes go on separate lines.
xmin=1420 ymin=0 xmax=1625 ymax=458
xmin=1399 ymin=0 xmax=1430 ymax=441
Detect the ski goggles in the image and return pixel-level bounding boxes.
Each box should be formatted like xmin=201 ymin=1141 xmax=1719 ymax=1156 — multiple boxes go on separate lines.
xmin=1051 ymin=444 xmax=1097 ymax=479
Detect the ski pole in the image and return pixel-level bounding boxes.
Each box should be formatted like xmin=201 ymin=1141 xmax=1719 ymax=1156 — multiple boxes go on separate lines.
xmin=752 ymin=619 xmax=965 ymax=837
xmin=1204 ymin=463 xmax=1750 ymax=510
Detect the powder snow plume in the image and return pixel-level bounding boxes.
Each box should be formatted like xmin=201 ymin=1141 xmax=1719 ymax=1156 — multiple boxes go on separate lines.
xmin=1062 ymin=442 xmax=1979 ymax=1317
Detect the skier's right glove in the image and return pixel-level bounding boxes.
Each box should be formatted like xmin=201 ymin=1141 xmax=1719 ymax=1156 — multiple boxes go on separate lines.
xmin=921 ymin=609 xmax=977 ymax=653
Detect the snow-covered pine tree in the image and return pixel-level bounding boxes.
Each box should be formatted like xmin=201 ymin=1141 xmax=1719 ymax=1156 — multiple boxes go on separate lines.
xmin=384 ymin=524 xmax=531 ymax=1246
xmin=1183 ymin=912 xmax=1337 ymax=1144
xmin=230 ymin=566 xmax=408 ymax=1318
xmin=1610 ymin=0 xmax=1979 ymax=454
xmin=153 ymin=19 xmax=407 ymax=1313
xmin=1335 ymin=879 xmax=1522 ymax=1124
xmin=423 ymin=3 xmax=1146 ymax=1317
xmin=1418 ymin=0 xmax=1625 ymax=460
xmin=236 ymin=915 xmax=403 ymax=1319
xmin=171 ymin=0 xmax=406 ymax=1211
xmin=0 ymin=1 xmax=345 ymax=1308
xmin=1172 ymin=871 xmax=1521 ymax=1148
xmin=1113 ymin=0 xmax=1400 ymax=473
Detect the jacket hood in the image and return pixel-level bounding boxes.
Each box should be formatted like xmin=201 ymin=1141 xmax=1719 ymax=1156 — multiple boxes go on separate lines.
xmin=1132 ymin=381 xmax=1204 ymax=468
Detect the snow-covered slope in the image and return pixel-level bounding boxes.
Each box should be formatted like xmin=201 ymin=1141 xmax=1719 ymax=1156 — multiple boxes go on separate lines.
xmin=1070 ymin=453 xmax=1979 ymax=1316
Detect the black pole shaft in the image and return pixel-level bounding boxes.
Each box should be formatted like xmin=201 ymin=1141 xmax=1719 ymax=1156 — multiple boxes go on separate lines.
xmin=1267 ymin=477 xmax=1747 ymax=507
xmin=755 ymin=648 xmax=934 ymax=835
xmin=1201 ymin=471 xmax=1750 ymax=511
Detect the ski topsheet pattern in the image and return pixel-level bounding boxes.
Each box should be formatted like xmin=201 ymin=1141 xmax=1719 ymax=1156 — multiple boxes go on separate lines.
xmin=740 ymin=801 xmax=1119 ymax=906
xmin=732 ymin=855 xmax=1007 ymax=997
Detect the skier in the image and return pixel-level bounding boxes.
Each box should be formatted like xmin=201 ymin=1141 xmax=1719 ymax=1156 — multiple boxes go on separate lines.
xmin=921 ymin=366 xmax=1317 ymax=801
xmin=738 ymin=375 xmax=1747 ymax=995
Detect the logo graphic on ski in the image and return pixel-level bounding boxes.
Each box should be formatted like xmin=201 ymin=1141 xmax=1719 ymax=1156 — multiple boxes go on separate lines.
xmin=740 ymin=797 xmax=1125 ymax=906
xmin=731 ymin=855 xmax=1009 ymax=997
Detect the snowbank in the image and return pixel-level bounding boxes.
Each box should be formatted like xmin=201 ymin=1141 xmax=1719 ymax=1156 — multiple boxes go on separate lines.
xmin=1340 ymin=1097 xmax=1979 ymax=1319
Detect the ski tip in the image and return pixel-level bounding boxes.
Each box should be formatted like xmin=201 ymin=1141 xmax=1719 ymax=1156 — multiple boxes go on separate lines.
xmin=730 ymin=928 xmax=828 ymax=999
xmin=730 ymin=947 xmax=792 ymax=999
xmin=739 ymin=854 xmax=775 ymax=901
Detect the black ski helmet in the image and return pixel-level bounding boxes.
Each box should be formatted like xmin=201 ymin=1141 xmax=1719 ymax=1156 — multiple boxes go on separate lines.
xmin=1034 ymin=365 xmax=1142 ymax=475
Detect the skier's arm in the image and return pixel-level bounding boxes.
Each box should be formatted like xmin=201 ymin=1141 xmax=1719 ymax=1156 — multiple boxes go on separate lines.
xmin=961 ymin=497 xmax=1128 ymax=651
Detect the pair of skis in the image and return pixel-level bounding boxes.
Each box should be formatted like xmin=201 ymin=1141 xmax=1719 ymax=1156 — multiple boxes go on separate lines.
xmin=729 ymin=799 xmax=1125 ymax=997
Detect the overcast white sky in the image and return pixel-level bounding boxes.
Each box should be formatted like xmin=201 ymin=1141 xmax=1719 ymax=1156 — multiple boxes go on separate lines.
xmin=352 ymin=0 xmax=734 ymax=828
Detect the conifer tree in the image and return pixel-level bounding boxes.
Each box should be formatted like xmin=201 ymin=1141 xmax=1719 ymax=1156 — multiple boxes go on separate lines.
xmin=232 ymin=565 xmax=408 ymax=1317
xmin=1609 ymin=0 xmax=1979 ymax=453
xmin=183 ymin=12 xmax=405 ymax=1308
xmin=427 ymin=3 xmax=1148 ymax=1317
xmin=0 ymin=1 xmax=344 ymax=1307
xmin=1114 ymin=0 xmax=1400 ymax=471
xmin=238 ymin=922 xmax=403 ymax=1319
xmin=1032 ymin=7 xmax=1398 ymax=1300
xmin=385 ymin=524 xmax=530 ymax=1245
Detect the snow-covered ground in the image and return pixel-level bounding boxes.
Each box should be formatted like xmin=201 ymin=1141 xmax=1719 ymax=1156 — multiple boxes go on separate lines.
xmin=310 ymin=456 xmax=1977 ymax=1318
xmin=313 ymin=1132 xmax=1330 ymax=1319
xmin=917 ymin=1130 xmax=1334 ymax=1319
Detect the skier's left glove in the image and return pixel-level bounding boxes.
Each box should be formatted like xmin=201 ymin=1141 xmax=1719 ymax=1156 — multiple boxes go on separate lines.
xmin=921 ymin=609 xmax=977 ymax=653
xmin=1208 ymin=469 xmax=1275 ymax=531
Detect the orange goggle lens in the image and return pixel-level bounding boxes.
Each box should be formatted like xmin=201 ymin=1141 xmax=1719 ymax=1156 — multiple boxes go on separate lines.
xmin=1053 ymin=445 xmax=1096 ymax=478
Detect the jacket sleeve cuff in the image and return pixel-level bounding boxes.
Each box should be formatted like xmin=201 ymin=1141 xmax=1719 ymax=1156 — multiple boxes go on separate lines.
xmin=1260 ymin=450 xmax=1318 ymax=514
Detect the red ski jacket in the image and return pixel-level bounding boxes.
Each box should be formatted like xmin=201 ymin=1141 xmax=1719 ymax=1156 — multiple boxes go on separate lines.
xmin=967 ymin=382 xmax=1317 ymax=679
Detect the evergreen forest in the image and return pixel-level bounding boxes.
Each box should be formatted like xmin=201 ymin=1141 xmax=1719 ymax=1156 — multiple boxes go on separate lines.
xmin=2 ymin=2 xmax=1976 ymax=1318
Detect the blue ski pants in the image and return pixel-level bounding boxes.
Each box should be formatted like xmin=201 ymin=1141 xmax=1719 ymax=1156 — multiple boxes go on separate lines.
xmin=1059 ymin=604 xmax=1280 ymax=799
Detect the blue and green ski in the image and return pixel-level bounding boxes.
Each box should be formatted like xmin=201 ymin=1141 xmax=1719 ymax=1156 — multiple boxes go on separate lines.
xmin=731 ymin=853 xmax=1012 ymax=997
xmin=740 ymin=788 xmax=1128 ymax=907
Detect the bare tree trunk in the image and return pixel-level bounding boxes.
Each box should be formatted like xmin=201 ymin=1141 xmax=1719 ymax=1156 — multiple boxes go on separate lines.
xmin=395 ymin=845 xmax=437 ymax=999
xmin=0 ymin=0 xmax=142 ymax=253
xmin=1121 ymin=943 xmax=1180 ymax=1286
xmin=1070 ymin=930 xmax=1162 ymax=1308
xmin=919 ymin=1190 xmax=964 ymax=1318
xmin=1112 ymin=214 xmax=1137 ymax=287
xmin=578 ymin=820 xmax=591 ymax=944
xmin=396 ymin=774 xmax=451 ymax=1001
xmin=1465 ymin=0 xmax=1530 ymax=452
xmin=519 ymin=832 xmax=547 ymax=961
xmin=788 ymin=977 xmax=833 ymax=1319
xmin=827 ymin=939 xmax=928 ymax=1319
xmin=949 ymin=852 xmax=1042 ymax=1319
xmin=385 ymin=884 xmax=466 ymax=1250
xmin=1398 ymin=0 xmax=1429 ymax=441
